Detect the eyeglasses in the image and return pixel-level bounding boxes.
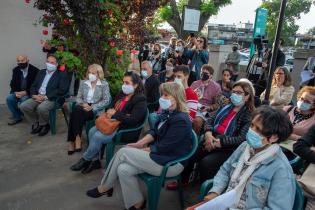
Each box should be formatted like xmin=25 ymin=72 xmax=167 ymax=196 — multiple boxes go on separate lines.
xmin=232 ymin=90 xmax=245 ymax=95
xmin=197 ymin=40 xmax=203 ymax=43
xmin=300 ymin=97 xmax=315 ymax=104
xmin=275 ymin=72 xmax=284 ymax=75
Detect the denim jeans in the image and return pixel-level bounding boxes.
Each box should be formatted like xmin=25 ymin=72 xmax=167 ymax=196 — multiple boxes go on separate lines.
xmin=6 ymin=93 xmax=29 ymax=120
xmin=83 ymin=126 xmax=117 ymax=161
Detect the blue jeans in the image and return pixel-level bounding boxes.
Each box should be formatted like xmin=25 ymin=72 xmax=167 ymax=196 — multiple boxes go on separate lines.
xmin=6 ymin=93 xmax=29 ymax=120
xmin=83 ymin=126 xmax=117 ymax=161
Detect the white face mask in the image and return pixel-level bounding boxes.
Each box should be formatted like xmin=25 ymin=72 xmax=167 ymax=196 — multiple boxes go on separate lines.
xmin=174 ymin=78 xmax=183 ymax=86
xmin=46 ymin=63 xmax=57 ymax=71
xmin=88 ymin=74 xmax=97 ymax=82
xmin=122 ymin=84 xmax=135 ymax=95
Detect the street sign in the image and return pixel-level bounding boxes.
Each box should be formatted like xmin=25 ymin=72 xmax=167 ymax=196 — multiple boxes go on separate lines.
xmin=250 ymin=8 xmax=268 ymax=56
xmin=183 ymin=7 xmax=201 ymax=32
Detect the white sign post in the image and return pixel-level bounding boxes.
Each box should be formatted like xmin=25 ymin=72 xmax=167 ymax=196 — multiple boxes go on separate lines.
xmin=183 ymin=7 xmax=201 ymax=32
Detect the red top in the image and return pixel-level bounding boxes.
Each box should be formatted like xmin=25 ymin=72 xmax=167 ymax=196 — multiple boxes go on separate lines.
xmin=119 ymin=97 xmax=127 ymax=111
xmin=185 ymin=87 xmax=198 ymax=121
xmin=216 ymin=110 xmax=237 ymax=135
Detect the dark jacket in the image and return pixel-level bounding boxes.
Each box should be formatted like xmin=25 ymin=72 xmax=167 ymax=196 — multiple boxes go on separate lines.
xmin=112 ymin=94 xmax=147 ymax=143
xmin=144 ymin=74 xmax=160 ymax=103
xmin=10 ymin=64 xmax=39 ymax=95
xmin=293 ymin=124 xmax=315 ymax=164
xmin=204 ymin=105 xmax=251 ymax=149
xmin=148 ymin=111 xmax=192 ymax=166
xmin=30 ymin=69 xmax=69 ymax=103
xmin=267 ymin=49 xmax=286 ymax=69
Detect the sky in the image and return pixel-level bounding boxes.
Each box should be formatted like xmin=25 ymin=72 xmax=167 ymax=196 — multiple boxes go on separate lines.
xmin=208 ymin=0 xmax=315 ymax=34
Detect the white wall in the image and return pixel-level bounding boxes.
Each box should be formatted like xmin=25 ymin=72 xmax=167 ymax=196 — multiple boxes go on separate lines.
xmin=0 ymin=0 xmax=50 ymax=104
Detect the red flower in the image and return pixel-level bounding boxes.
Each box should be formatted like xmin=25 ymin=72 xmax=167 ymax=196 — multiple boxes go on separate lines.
xmin=42 ymin=29 xmax=48 ymax=36
xmin=63 ymin=18 xmax=70 ymax=25
xmin=43 ymin=14 xmax=49 ymax=20
xmin=116 ymin=50 xmax=123 ymax=56
xmin=59 ymin=65 xmax=66 ymax=72
xmin=107 ymin=9 xmax=113 ymax=15
xmin=131 ymin=49 xmax=137 ymax=55
xmin=25 ymin=0 xmax=31 ymax=3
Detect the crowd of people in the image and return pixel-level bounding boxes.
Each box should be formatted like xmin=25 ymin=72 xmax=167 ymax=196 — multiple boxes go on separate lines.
xmin=5 ymin=34 xmax=315 ymax=210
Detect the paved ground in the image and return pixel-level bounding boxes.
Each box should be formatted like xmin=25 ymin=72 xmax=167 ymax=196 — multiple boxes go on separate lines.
xmin=0 ymin=105 xmax=199 ymax=210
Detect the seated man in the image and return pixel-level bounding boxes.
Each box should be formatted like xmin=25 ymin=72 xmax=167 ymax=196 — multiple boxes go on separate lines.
xmin=141 ymin=60 xmax=160 ymax=112
xmin=7 ymin=55 xmax=39 ymax=125
xmin=190 ymin=64 xmax=222 ymax=134
xmin=20 ymin=54 xmax=69 ymax=136
xmin=188 ymin=106 xmax=296 ymax=210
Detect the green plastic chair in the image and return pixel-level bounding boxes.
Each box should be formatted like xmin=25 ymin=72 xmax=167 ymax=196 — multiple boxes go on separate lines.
xmin=138 ymin=130 xmax=198 ymax=210
xmin=199 ymin=179 xmax=304 ymax=210
xmin=49 ymin=96 xmax=69 ymax=135
xmin=105 ymin=109 xmax=149 ymax=166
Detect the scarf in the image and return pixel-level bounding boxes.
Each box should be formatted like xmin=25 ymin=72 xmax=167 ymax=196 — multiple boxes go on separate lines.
xmin=213 ymin=104 xmax=244 ymax=136
xmin=229 ymin=143 xmax=280 ymax=207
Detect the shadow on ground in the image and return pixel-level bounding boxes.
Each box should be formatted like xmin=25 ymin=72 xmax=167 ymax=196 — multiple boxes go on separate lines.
xmin=0 ymin=105 xmax=199 ymax=210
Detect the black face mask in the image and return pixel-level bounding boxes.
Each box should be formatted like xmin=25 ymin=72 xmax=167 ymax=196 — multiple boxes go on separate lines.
xmin=153 ymin=50 xmax=160 ymax=55
xmin=201 ymin=73 xmax=210 ymax=81
xmin=18 ymin=62 xmax=28 ymax=69
xmin=232 ymin=47 xmax=238 ymax=51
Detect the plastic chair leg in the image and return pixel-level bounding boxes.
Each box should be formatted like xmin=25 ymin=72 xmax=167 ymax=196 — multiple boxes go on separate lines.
xmin=177 ymin=177 xmax=184 ymax=209
xmin=62 ymin=107 xmax=69 ymax=128
xmin=147 ymin=179 xmax=162 ymax=210
xmin=105 ymin=143 xmax=115 ymax=167
xmin=49 ymin=109 xmax=57 ymax=135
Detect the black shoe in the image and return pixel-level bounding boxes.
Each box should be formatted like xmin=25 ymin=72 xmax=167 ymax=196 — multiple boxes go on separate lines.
xmin=38 ymin=124 xmax=50 ymax=136
xmin=68 ymin=150 xmax=75 ymax=155
xmin=8 ymin=118 xmax=22 ymax=126
xmin=70 ymin=158 xmax=91 ymax=171
xmin=86 ymin=187 xmax=113 ymax=198
xmin=81 ymin=160 xmax=101 ymax=174
xmin=74 ymin=148 xmax=82 ymax=152
xmin=31 ymin=122 xmax=42 ymax=134
xmin=126 ymin=200 xmax=146 ymax=210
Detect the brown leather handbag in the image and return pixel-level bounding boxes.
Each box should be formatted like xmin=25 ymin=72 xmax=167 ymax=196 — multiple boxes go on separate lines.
xmin=95 ymin=100 xmax=122 ymax=135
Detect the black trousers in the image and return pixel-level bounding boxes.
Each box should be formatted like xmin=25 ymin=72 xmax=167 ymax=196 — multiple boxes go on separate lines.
xmin=67 ymin=105 xmax=94 ymax=142
xmin=182 ymin=145 xmax=234 ymax=183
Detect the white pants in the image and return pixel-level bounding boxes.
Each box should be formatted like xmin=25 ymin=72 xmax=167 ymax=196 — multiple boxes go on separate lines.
xmin=101 ymin=147 xmax=184 ymax=209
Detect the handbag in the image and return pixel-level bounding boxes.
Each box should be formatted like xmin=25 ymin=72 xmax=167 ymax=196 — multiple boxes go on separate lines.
xmin=95 ymin=100 xmax=122 ymax=135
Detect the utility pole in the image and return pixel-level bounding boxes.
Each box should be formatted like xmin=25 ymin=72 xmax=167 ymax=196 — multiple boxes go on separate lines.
xmin=263 ymin=0 xmax=287 ymax=103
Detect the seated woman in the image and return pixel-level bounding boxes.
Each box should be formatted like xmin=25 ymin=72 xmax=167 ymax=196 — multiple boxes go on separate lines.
xmin=158 ymin=58 xmax=175 ymax=83
xmin=182 ymin=80 xmax=255 ymax=183
xmin=70 ymin=71 xmax=147 ymax=174
xmin=217 ymin=68 xmax=233 ymax=97
xmin=283 ymin=86 xmax=315 ymax=141
xmin=67 ymin=64 xmax=111 ymax=155
xmin=85 ymin=82 xmax=193 ymax=210
xmin=294 ymin=124 xmax=315 ymax=163
xmin=260 ymin=66 xmax=295 ymax=108
xmin=189 ymin=106 xmax=295 ymax=210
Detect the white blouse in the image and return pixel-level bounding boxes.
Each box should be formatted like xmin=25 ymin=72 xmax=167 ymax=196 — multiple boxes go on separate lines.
xmin=85 ymin=80 xmax=102 ymax=103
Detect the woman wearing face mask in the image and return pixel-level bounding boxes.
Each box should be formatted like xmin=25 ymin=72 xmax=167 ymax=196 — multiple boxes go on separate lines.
xmin=158 ymin=58 xmax=175 ymax=83
xmin=188 ymin=106 xmax=295 ymax=210
xmin=180 ymin=80 xmax=255 ymax=184
xmin=149 ymin=43 xmax=166 ymax=74
xmin=260 ymin=67 xmax=295 ymax=108
xmin=173 ymin=39 xmax=189 ymax=65
xmin=85 ymin=82 xmax=193 ymax=210
xmin=283 ymin=86 xmax=315 ymax=141
xmin=70 ymin=71 xmax=147 ymax=174
xmin=67 ymin=64 xmax=111 ymax=155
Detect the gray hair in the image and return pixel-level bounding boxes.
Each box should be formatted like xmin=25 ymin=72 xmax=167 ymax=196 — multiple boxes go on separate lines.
xmin=141 ymin=60 xmax=153 ymax=69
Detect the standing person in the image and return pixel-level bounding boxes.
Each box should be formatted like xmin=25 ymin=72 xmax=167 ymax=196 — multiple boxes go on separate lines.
xmin=138 ymin=43 xmax=149 ymax=64
xmin=149 ymin=43 xmax=166 ymax=74
xmin=260 ymin=67 xmax=295 ymax=109
xmin=158 ymin=58 xmax=175 ymax=83
xmin=20 ymin=54 xmax=69 ymax=136
xmin=173 ymin=39 xmax=189 ymax=65
xmin=67 ymin=64 xmax=111 ymax=155
xmin=187 ymin=36 xmax=209 ymax=85
xmin=188 ymin=106 xmax=295 ymax=210
xmin=225 ymin=44 xmax=241 ymax=81
xmin=6 ymin=55 xmax=39 ymax=125
xmin=165 ymin=37 xmax=177 ymax=59
xmin=141 ymin=61 xmax=160 ymax=112
xmin=190 ymin=64 xmax=222 ymax=134
xmin=85 ymin=82 xmax=193 ymax=210
xmin=70 ymin=71 xmax=147 ymax=174
xmin=173 ymin=65 xmax=198 ymax=121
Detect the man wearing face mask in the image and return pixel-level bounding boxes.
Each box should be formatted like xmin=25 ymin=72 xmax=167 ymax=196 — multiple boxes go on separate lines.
xmin=225 ymin=43 xmax=241 ymax=81
xmin=149 ymin=43 xmax=166 ymax=74
xmin=173 ymin=39 xmax=189 ymax=65
xmin=141 ymin=61 xmax=160 ymax=112
xmin=6 ymin=55 xmax=39 ymax=125
xmin=20 ymin=54 xmax=69 ymax=136
xmin=190 ymin=64 xmax=222 ymax=134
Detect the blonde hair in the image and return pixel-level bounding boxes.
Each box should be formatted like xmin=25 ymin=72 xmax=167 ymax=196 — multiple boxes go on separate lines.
xmin=86 ymin=64 xmax=104 ymax=80
xmin=160 ymin=82 xmax=189 ymax=113
xmin=272 ymin=67 xmax=292 ymax=87
xmin=297 ymin=86 xmax=315 ymax=102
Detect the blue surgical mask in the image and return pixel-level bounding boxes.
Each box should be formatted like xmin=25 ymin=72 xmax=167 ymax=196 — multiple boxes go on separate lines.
xmin=141 ymin=70 xmax=148 ymax=78
xmin=297 ymin=100 xmax=312 ymax=111
xmin=46 ymin=63 xmax=57 ymax=71
xmin=174 ymin=78 xmax=183 ymax=86
xmin=159 ymin=97 xmax=172 ymax=110
xmin=230 ymin=93 xmax=243 ymax=106
xmin=122 ymin=84 xmax=135 ymax=95
xmin=246 ymin=128 xmax=264 ymax=149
